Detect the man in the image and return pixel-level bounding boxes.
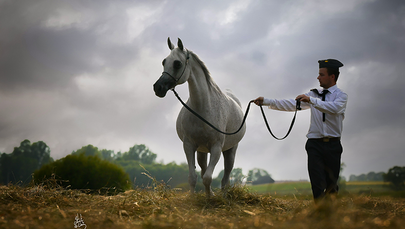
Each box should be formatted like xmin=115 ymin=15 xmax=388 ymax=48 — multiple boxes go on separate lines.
xmin=253 ymin=59 xmax=348 ymax=201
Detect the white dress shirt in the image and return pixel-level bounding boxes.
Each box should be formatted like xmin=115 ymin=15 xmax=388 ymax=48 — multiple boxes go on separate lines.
xmin=262 ymin=85 xmax=348 ymax=138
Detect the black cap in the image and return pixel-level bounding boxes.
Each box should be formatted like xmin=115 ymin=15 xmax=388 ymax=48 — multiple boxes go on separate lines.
xmin=318 ymin=59 xmax=344 ymax=68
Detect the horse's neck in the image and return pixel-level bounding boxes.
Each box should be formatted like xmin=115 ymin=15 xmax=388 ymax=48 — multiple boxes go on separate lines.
xmin=187 ymin=65 xmax=220 ymax=109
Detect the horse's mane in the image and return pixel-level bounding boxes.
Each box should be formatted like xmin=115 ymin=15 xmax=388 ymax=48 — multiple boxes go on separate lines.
xmin=189 ymin=51 xmax=222 ymax=94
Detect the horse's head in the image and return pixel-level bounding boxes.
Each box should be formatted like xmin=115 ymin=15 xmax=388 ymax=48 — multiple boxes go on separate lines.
xmin=153 ymin=37 xmax=190 ymax=98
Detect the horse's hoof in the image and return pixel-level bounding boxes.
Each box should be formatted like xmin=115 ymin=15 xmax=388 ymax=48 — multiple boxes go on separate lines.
xmin=205 ymin=191 xmax=215 ymax=198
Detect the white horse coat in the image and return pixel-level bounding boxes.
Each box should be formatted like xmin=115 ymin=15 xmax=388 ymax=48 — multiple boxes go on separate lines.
xmin=153 ymin=38 xmax=246 ymax=196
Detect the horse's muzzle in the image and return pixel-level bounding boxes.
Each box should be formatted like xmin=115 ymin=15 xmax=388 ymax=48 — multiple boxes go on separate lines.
xmin=153 ymin=75 xmax=175 ymax=98
xmin=153 ymin=83 xmax=168 ymax=98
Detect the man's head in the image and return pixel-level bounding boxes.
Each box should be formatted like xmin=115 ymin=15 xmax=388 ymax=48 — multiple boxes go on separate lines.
xmin=317 ymin=59 xmax=343 ymax=89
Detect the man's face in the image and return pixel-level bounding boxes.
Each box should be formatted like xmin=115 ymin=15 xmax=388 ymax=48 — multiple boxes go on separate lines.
xmin=317 ymin=68 xmax=335 ymax=88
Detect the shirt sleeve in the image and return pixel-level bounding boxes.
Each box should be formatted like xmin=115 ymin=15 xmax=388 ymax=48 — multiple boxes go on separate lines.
xmin=309 ymin=91 xmax=348 ymax=115
xmin=263 ymin=95 xmax=311 ymax=112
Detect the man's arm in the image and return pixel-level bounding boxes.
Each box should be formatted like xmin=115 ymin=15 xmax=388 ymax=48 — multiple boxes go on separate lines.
xmin=310 ymin=92 xmax=348 ymax=115
xmin=254 ymin=96 xmax=310 ymax=111
xmin=253 ymin=97 xmax=264 ymax=106
xmin=298 ymin=91 xmax=348 ymax=114
xmin=296 ymin=94 xmax=310 ymax=103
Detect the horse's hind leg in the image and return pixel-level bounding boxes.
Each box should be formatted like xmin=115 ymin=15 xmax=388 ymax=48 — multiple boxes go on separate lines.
xmin=222 ymin=144 xmax=238 ymax=189
xmin=197 ymin=151 xmax=207 ymax=178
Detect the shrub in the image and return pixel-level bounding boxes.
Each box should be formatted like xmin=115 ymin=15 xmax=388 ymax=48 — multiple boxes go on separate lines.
xmin=247 ymin=168 xmax=275 ymax=185
xmin=33 ymin=153 xmax=131 ymax=193
xmin=383 ymin=166 xmax=405 ymax=190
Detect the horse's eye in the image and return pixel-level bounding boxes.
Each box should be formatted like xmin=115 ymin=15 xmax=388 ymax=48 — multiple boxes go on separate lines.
xmin=162 ymin=59 xmax=166 ymax=66
xmin=173 ymin=60 xmax=182 ymax=69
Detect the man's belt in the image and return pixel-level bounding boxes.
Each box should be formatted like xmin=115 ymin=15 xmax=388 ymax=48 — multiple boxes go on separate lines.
xmin=310 ymin=137 xmax=341 ymax=142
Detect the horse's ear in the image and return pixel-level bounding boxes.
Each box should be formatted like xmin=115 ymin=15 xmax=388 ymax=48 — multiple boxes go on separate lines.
xmin=177 ymin=38 xmax=184 ymax=51
xmin=167 ymin=37 xmax=174 ymax=50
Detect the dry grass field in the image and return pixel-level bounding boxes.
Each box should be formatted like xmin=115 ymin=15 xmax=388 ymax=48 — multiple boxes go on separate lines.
xmin=1 ymin=181 xmax=405 ymax=229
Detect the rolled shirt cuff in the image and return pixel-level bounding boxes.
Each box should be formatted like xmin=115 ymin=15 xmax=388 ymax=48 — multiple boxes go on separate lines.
xmin=262 ymin=98 xmax=272 ymax=106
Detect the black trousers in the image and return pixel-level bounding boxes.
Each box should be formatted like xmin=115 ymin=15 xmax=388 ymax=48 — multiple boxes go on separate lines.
xmin=305 ymin=139 xmax=343 ymax=200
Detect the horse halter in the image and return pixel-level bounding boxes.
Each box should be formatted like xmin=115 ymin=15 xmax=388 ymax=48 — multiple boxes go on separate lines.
xmin=162 ymin=51 xmax=190 ymax=87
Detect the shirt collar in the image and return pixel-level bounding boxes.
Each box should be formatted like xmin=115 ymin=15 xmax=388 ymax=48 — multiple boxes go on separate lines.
xmin=322 ymin=84 xmax=338 ymax=94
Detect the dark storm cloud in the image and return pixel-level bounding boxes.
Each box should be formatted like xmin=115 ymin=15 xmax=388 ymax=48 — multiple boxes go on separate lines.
xmin=0 ymin=0 xmax=145 ymax=153
xmin=267 ymin=0 xmax=405 ymax=114
xmin=0 ymin=0 xmax=140 ymax=91
xmin=0 ymin=0 xmax=404 ymax=180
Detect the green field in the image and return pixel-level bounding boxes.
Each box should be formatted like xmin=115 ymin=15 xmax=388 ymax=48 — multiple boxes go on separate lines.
xmin=248 ymin=181 xmax=312 ymax=196
xmin=248 ymin=181 xmax=405 ymax=198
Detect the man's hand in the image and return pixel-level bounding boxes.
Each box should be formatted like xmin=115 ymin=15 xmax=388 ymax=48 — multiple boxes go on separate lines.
xmin=253 ymin=97 xmax=264 ymax=106
xmin=296 ymin=94 xmax=310 ymax=103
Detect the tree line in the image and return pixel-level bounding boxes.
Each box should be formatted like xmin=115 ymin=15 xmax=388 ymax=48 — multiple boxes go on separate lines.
xmin=0 ymin=139 xmax=275 ymax=191
xmin=1 ymin=139 xmax=403 ymax=191
xmin=0 ymin=140 xmax=53 ymax=186
xmin=349 ymin=171 xmax=385 ymax=182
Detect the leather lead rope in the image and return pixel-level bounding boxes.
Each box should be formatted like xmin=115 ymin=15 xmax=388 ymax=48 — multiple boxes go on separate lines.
xmin=259 ymin=102 xmax=299 ymax=140
xmin=171 ymin=88 xmax=301 ymax=140
xmin=171 ymin=88 xmax=251 ymax=135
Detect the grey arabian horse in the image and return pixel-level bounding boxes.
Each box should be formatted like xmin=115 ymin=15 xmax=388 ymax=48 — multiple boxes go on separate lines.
xmin=153 ymin=38 xmax=246 ymax=196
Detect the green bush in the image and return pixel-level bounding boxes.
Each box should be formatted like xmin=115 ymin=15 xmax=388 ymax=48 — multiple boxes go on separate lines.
xmin=33 ymin=153 xmax=131 ymax=193
xmin=383 ymin=166 xmax=405 ymax=190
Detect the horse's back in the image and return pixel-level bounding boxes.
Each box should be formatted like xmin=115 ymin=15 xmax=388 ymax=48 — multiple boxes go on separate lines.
xmin=224 ymin=89 xmax=242 ymax=108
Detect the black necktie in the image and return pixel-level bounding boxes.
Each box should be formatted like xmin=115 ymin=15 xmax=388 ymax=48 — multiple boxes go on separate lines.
xmin=311 ymin=89 xmax=329 ymax=122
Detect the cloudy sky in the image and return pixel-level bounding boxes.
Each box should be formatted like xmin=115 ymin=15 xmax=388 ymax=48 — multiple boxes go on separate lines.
xmin=1 ymin=0 xmax=404 ymax=181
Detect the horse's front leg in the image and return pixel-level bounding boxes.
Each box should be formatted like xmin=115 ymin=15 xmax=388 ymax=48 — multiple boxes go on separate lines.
xmin=203 ymin=143 xmax=222 ymax=197
xmin=184 ymin=141 xmax=197 ymax=193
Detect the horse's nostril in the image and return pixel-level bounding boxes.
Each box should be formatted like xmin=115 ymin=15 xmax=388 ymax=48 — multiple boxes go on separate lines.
xmin=153 ymin=81 xmax=167 ymax=97
xmin=153 ymin=83 xmax=161 ymax=92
